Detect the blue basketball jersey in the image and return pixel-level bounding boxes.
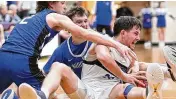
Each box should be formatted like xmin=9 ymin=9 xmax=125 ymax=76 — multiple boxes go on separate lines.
xmin=141 ymin=8 xmax=152 ymax=28
xmin=1 ymin=9 xmax=59 ymax=58
xmin=43 ymin=37 xmax=92 ymax=78
xmin=155 ymin=8 xmax=166 ymax=27
xmin=96 ymin=1 xmax=112 ymax=25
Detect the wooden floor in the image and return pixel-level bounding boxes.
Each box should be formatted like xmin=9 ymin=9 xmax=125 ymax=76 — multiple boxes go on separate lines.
xmin=1 ymin=44 xmax=176 ymax=99
xmin=134 ymin=44 xmax=166 ymax=64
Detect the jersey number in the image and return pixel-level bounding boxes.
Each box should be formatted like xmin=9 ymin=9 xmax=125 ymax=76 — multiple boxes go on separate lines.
xmin=19 ymin=15 xmax=34 ymax=24
xmin=103 ymin=74 xmax=115 ymax=80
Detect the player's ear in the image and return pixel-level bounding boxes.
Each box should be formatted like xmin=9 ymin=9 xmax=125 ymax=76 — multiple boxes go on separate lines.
xmin=120 ymin=29 xmax=126 ymax=37
xmin=48 ymin=2 xmax=55 ymax=9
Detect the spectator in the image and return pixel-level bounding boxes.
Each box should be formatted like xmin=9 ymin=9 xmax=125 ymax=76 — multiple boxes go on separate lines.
xmin=7 ymin=1 xmax=17 ymax=7
xmin=0 ymin=4 xmax=11 ymax=22
xmin=17 ymin=1 xmax=30 ymax=19
xmin=138 ymin=2 xmax=153 ymax=49
xmin=8 ymin=4 xmax=21 ymax=23
xmin=116 ymin=1 xmax=134 ymax=18
xmin=91 ymin=1 xmax=116 ymax=37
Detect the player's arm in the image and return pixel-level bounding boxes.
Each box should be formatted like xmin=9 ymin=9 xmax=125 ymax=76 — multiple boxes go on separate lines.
xmin=128 ymin=61 xmax=140 ymax=74
xmin=95 ymin=44 xmax=145 ymax=86
xmin=43 ymin=47 xmax=64 ymax=74
xmin=59 ymin=30 xmax=71 ymax=39
xmin=95 ymin=45 xmax=126 ymax=79
xmin=46 ymin=13 xmax=137 ymax=60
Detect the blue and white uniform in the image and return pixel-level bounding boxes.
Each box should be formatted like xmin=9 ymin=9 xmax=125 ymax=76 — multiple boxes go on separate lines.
xmin=140 ymin=8 xmax=153 ymax=29
xmin=155 ymin=8 xmax=167 ymax=27
xmin=81 ymin=43 xmax=131 ymax=98
xmin=0 ymin=9 xmax=58 ymax=92
xmin=92 ymin=1 xmax=116 ymax=37
xmin=43 ymin=37 xmax=92 ymax=79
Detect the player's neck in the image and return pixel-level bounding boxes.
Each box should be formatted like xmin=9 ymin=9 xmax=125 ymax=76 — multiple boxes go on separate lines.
xmin=115 ymin=36 xmax=126 ymax=46
xmin=114 ymin=36 xmax=121 ymax=43
xmin=71 ymin=36 xmax=86 ymax=45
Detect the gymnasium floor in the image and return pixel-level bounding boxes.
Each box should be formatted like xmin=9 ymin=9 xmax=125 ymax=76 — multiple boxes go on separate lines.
xmin=1 ymin=44 xmax=176 ymax=99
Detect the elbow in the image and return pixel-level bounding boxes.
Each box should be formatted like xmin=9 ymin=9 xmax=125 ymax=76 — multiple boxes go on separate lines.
xmin=77 ymin=29 xmax=90 ymax=40
xmin=97 ymin=52 xmax=109 ymax=63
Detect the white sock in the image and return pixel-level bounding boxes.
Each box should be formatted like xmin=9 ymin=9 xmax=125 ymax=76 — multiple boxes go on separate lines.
xmin=41 ymin=88 xmax=49 ymax=98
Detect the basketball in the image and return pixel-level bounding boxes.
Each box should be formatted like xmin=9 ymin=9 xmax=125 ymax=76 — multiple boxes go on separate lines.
xmin=137 ymin=80 xmax=148 ymax=88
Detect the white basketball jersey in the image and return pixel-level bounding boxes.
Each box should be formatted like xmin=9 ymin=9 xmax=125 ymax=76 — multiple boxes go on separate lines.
xmin=81 ymin=46 xmax=131 ymax=97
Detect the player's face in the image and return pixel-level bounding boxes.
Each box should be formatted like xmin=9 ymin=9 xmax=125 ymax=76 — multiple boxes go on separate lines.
xmin=52 ymin=1 xmax=66 ymax=14
xmin=123 ymin=26 xmax=140 ymax=50
xmin=72 ymin=14 xmax=89 ymax=29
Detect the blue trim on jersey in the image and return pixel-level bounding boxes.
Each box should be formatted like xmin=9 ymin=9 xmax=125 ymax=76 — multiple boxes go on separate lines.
xmin=43 ymin=37 xmax=92 ymax=78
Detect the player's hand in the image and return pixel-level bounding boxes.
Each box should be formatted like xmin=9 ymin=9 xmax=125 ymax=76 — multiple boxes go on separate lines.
xmin=131 ymin=71 xmax=146 ymax=77
xmin=123 ymin=73 xmax=146 ymax=87
xmin=116 ymin=43 xmax=138 ymax=62
xmin=128 ymin=61 xmax=140 ymax=73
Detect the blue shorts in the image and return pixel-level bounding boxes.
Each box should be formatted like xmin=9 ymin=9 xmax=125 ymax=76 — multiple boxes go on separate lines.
xmin=0 ymin=51 xmax=45 ymax=93
xmin=157 ymin=17 xmax=166 ymax=28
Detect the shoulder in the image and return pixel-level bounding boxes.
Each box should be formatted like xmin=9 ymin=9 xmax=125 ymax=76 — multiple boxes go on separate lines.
xmin=46 ymin=13 xmax=70 ymax=30
xmin=57 ymin=41 xmax=68 ymax=50
xmin=46 ymin=13 xmax=69 ymax=23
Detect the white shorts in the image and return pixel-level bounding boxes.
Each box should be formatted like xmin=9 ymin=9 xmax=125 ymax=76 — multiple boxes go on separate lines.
xmin=97 ymin=83 xmax=118 ymax=99
xmin=79 ymin=79 xmax=119 ymax=99
xmin=74 ymin=78 xmax=97 ymax=99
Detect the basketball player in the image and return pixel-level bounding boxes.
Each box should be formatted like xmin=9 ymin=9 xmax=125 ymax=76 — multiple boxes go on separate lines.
xmin=81 ymin=16 xmax=164 ymax=99
xmin=43 ymin=6 xmax=92 ymax=79
xmin=0 ymin=6 xmax=91 ymax=99
xmin=18 ymin=16 xmax=148 ymax=99
xmin=0 ymin=1 xmax=136 ymax=98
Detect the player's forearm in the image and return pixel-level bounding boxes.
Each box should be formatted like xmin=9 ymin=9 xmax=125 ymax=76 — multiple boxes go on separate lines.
xmin=82 ymin=29 xmax=121 ymax=50
xmin=99 ymin=57 xmax=126 ymax=80
xmin=59 ymin=19 xmax=121 ymax=50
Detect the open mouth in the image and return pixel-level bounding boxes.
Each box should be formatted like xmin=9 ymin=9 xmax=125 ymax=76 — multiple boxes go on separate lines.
xmin=132 ymin=41 xmax=137 ymax=45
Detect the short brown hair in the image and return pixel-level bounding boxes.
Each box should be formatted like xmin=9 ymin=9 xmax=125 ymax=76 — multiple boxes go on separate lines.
xmin=36 ymin=1 xmax=57 ymax=13
xmin=113 ymin=16 xmax=142 ymax=36
xmin=65 ymin=6 xmax=88 ymax=20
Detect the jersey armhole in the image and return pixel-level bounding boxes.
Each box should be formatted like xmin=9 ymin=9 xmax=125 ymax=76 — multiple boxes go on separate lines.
xmin=46 ymin=24 xmax=58 ymax=34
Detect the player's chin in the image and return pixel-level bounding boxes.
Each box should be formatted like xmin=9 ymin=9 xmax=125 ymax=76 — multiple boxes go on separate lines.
xmin=129 ymin=44 xmax=135 ymax=50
